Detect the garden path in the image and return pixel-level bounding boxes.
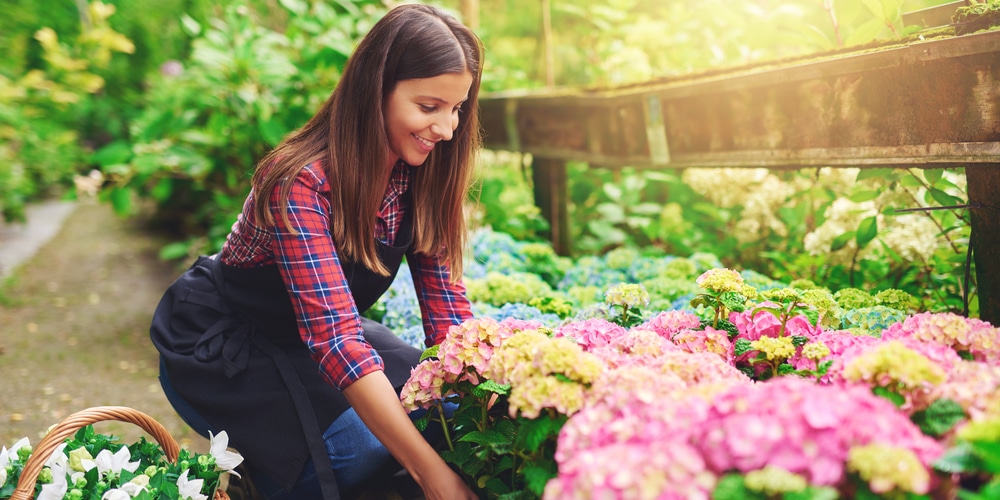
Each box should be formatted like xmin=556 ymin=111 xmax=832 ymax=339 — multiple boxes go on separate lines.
xmin=0 ymin=199 xmax=421 ymax=499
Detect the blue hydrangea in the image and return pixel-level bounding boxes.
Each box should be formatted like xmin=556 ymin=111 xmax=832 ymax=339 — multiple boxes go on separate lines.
xmin=571 ymin=302 xmax=615 ymax=322
xmin=470 ymin=227 xmax=524 ymax=264
xmin=840 ymin=306 xmax=909 ymax=336
xmin=485 ymin=302 xmax=562 ymax=327
xmin=396 ymin=324 xmax=426 ymax=349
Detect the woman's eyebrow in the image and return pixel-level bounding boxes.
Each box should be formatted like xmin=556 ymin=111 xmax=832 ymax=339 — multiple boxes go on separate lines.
xmin=416 ymin=95 xmax=468 ymax=105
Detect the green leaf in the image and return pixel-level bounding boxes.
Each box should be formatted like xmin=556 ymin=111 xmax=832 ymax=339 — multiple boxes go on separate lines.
xmin=522 ymin=463 xmax=558 ymax=496
xmin=934 ymin=441 xmax=981 ymax=473
xmin=872 ymin=386 xmax=906 ymax=407
xmin=419 ymin=345 xmax=439 ymax=362
xmin=90 ymin=141 xmax=133 ymax=167
xmin=159 ymin=242 xmax=190 ymax=261
xmin=108 ymin=187 xmax=133 ymax=216
xmin=791 ymin=336 xmax=809 ymax=347
xmin=856 ymin=216 xmax=878 ymax=248
xmin=711 ymin=474 xmax=754 ymax=500
xmin=778 ymin=363 xmax=796 ymax=375
xmin=458 ymin=429 xmax=512 ymax=447
xmin=929 ymin=188 xmax=963 ymax=207
xmin=278 ymin=0 xmax=309 ymax=15
xmin=734 ymin=338 xmax=754 ymax=357
xmin=848 ymin=190 xmax=881 ymax=202
xmin=831 ymin=231 xmax=855 ymax=252
xmin=514 ymin=414 xmax=567 ymax=451
xmin=856 ymin=168 xmax=894 ymax=181
xmin=719 ymin=292 xmax=747 ymax=312
xmin=911 ymin=398 xmax=967 ymax=437
xmin=472 ymin=380 xmax=511 ymax=398
xmin=412 ymin=414 xmax=429 ymax=432
xmin=924 ymin=169 xmax=943 ymax=186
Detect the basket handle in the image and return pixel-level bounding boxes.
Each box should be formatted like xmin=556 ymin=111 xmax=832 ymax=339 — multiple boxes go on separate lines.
xmin=11 ymin=406 xmax=181 ymax=500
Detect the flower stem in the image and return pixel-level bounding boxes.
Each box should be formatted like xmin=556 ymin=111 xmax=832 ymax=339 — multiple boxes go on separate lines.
xmin=436 ymin=401 xmax=455 ymax=452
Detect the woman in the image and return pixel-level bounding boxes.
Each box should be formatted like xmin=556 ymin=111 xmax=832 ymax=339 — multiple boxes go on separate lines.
xmin=150 ymin=5 xmax=483 ymax=499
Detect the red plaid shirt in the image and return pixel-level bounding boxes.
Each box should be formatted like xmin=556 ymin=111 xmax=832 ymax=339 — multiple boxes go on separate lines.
xmin=218 ymin=161 xmax=472 ymax=389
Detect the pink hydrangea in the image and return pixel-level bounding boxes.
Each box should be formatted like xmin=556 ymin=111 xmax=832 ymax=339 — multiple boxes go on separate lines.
xmin=788 ymin=330 xmax=881 ymax=382
xmin=553 ymin=318 xmax=627 ymax=350
xmin=399 ymin=359 xmax=459 ymax=411
xmin=499 ymin=317 xmax=546 ymax=335
xmin=672 ymin=327 xmax=734 ymax=364
xmin=729 ymin=303 xmax=821 ymax=343
xmin=437 ymin=317 xmax=510 ymax=375
xmin=692 ymin=378 xmax=943 ymax=486
xmin=544 ymin=440 xmax=716 ymax=500
xmin=639 ymin=310 xmax=702 ymax=339
xmin=882 ymin=312 xmax=1000 ymax=365
xmin=927 ymin=360 xmax=1000 ymax=420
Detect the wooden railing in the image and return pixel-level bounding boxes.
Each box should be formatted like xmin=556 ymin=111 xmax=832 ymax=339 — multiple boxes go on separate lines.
xmin=477 ymin=24 xmax=1000 ymax=324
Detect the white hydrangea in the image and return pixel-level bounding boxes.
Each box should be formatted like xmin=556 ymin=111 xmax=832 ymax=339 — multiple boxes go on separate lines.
xmin=682 ymin=167 xmax=770 ymax=207
xmin=879 ymin=214 xmax=941 ymax=263
xmin=803 ymin=198 xmax=879 ymax=265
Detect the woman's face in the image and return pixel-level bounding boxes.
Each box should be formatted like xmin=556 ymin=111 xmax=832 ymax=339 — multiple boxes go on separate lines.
xmin=384 ymin=71 xmax=474 ymax=169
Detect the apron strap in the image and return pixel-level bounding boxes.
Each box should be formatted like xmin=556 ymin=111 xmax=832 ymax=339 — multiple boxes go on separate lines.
xmin=253 ymin=333 xmax=342 ymax=500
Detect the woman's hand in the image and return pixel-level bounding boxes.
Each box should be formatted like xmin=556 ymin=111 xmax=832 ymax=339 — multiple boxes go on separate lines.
xmin=342 ymin=371 xmax=478 ymax=500
xmin=413 ymin=460 xmax=478 ymax=500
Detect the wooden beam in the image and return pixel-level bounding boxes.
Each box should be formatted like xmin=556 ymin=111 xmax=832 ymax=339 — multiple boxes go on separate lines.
xmin=967 ymin=166 xmax=1000 ymax=325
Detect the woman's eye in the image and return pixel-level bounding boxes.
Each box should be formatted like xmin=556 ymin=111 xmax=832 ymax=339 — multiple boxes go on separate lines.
xmin=419 ymin=104 xmax=436 ymax=113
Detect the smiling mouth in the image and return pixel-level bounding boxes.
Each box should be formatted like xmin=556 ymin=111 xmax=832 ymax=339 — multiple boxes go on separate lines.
xmin=413 ymin=134 xmax=435 ymax=150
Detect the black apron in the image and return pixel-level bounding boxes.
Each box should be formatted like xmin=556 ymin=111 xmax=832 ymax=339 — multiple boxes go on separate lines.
xmin=149 ymin=195 xmax=421 ymax=499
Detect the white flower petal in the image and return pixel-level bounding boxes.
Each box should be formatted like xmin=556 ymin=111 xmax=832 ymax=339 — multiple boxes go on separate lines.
xmin=208 ymin=431 xmax=244 ymax=475
xmin=101 ymin=488 xmax=131 ymax=500
xmin=37 ymin=462 xmax=68 ymax=500
xmin=176 ymin=469 xmax=208 ymax=500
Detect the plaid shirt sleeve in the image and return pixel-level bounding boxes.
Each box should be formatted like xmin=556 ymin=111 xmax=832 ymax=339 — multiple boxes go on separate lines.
xmin=270 ymin=166 xmax=383 ymax=390
xmin=406 ymin=249 xmax=474 ymax=347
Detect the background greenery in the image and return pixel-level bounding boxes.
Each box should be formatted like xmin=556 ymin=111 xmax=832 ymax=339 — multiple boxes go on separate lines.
xmin=0 ymin=0 xmax=982 ymax=316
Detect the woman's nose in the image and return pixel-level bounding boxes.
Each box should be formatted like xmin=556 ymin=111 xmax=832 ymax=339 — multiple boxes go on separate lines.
xmin=431 ymin=112 xmax=457 ymax=141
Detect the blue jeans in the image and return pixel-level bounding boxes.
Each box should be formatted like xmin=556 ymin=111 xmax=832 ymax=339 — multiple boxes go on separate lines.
xmin=159 ymin=357 xmax=455 ymax=498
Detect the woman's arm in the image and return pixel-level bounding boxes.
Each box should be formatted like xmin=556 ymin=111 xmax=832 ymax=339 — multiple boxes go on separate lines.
xmin=407 ymin=250 xmax=474 ymax=347
xmin=343 ymin=371 xmax=478 ymax=499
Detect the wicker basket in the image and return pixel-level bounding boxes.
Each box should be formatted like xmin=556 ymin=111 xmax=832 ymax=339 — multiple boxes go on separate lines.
xmin=11 ymin=406 xmax=230 ymax=500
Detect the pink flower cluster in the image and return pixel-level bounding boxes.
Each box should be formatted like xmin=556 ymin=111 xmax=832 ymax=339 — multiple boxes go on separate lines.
xmin=639 ymin=310 xmax=702 ymax=338
xmin=673 ymin=326 xmax=734 ymax=364
xmin=438 ymin=317 xmax=512 ymax=375
xmin=553 ymin=318 xmax=626 ymax=350
xmin=400 ymin=359 xmax=459 ymax=411
xmin=692 ymin=378 xmax=943 ymax=486
xmin=882 ymin=312 xmax=1000 ymax=365
xmin=729 ymin=303 xmax=820 ymax=343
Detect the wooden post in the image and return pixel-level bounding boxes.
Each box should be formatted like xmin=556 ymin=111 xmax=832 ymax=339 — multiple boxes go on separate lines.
xmin=531 ymin=157 xmax=571 ymax=255
xmin=459 ymin=0 xmax=479 ymax=29
xmin=966 ymin=166 xmax=1000 ymax=325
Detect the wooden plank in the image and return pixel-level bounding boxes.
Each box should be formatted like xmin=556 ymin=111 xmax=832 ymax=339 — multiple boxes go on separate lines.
xmin=480 ymin=30 xmax=1000 ymax=168
xmin=967 ymin=166 xmax=1000 ymax=325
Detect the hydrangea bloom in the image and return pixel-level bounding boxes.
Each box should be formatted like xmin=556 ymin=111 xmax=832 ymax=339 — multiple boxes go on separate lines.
xmin=482 ymin=328 xmax=550 ymax=385
xmin=543 ymin=440 xmax=716 ymax=500
xmin=604 ymin=283 xmax=650 ymax=309
xmin=638 ymin=310 xmax=702 ymax=339
xmin=692 ymin=378 xmax=943 ymax=486
xmin=729 ymin=304 xmax=820 ymax=343
xmin=696 ymin=268 xmax=749 ymax=294
xmin=508 ymin=374 xmax=587 ymax=419
xmin=437 ymin=317 xmax=510 ymax=375
xmin=400 ymin=359 xmax=459 ymax=411
xmin=929 ymin=360 xmax=1000 ymax=420
xmin=882 ymin=312 xmax=1000 ymax=364
xmin=672 ymin=327 xmax=733 ymax=364
xmin=847 ymin=444 xmax=931 ymax=495
xmin=553 ymin=318 xmax=627 ymax=350
xmin=840 ymin=306 xmax=909 ymax=336
xmin=840 ymin=341 xmax=947 ymax=411
xmin=743 ymin=466 xmax=809 ymax=495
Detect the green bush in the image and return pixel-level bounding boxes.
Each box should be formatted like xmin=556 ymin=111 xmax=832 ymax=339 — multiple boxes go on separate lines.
xmin=93 ymin=0 xmax=385 ymax=258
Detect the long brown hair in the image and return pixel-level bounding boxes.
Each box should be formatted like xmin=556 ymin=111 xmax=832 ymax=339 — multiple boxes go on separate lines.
xmin=252 ymin=4 xmax=484 ymax=279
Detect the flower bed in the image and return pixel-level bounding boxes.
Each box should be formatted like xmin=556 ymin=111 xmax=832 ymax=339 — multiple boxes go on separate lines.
xmin=390 ymin=229 xmax=1000 ymax=499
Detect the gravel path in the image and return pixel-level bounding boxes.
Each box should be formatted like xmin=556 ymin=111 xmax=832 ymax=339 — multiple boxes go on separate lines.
xmin=0 ymin=199 xmax=204 ymax=451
